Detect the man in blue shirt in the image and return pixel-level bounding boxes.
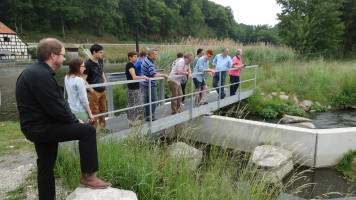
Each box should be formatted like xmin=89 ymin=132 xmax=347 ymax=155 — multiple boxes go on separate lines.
xmin=212 ymin=48 xmax=234 ymax=99
xmin=141 ymin=49 xmax=168 ymax=121
xmin=134 ymin=51 xmax=147 ymax=76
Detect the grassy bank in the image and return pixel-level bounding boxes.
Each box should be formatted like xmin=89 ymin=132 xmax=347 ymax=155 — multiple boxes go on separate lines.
xmin=246 ymin=59 xmax=356 ymax=118
xmin=55 ymin=127 xmax=307 ymax=200
xmin=0 ymin=121 xmax=33 ymax=156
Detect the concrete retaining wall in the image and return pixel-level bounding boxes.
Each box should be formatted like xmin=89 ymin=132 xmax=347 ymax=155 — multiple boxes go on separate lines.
xmin=176 ymin=115 xmax=356 ymax=168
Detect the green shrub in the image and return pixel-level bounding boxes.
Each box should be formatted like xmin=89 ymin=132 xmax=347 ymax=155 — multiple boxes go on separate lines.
xmin=260 ymin=106 xmax=278 ymax=118
xmin=28 ymin=47 xmax=37 ymax=59
xmin=332 ymin=92 xmax=356 ymax=108
xmin=309 ymin=104 xmax=328 ymax=112
xmin=247 ymin=91 xmax=306 ymax=119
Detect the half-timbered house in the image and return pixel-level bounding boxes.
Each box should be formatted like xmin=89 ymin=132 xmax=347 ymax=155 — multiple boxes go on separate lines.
xmin=0 ymin=22 xmax=29 ymax=60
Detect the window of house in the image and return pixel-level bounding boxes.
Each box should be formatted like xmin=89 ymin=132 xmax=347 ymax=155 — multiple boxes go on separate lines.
xmin=4 ymin=37 xmax=10 ymax=42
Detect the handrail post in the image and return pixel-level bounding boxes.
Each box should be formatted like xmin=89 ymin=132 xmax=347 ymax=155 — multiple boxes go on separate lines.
xmin=190 ymin=77 xmax=193 ymax=119
xmin=254 ymin=66 xmax=257 ymax=92
xmin=218 ymin=71 xmax=221 ymax=108
xmin=106 ymin=74 xmax=114 ymax=118
xmin=149 ymin=80 xmax=152 ymax=127
xmin=239 ymin=69 xmax=241 ymax=102
xmin=107 ymin=85 xmax=114 ymax=118
xmin=159 ymin=78 xmax=165 ymax=106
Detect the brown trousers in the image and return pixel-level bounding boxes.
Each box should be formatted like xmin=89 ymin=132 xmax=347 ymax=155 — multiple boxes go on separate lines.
xmin=87 ymin=90 xmax=107 ymax=129
xmin=168 ymin=81 xmax=182 ymax=115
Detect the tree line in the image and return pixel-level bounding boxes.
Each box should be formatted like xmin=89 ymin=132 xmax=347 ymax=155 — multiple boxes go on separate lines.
xmin=0 ymin=0 xmax=355 ymax=57
xmin=277 ymin=0 xmax=355 ymax=56
xmin=0 ymin=0 xmax=280 ymax=44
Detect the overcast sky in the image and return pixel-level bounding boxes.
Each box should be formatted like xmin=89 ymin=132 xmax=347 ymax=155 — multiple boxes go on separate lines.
xmin=209 ymin=0 xmax=282 ymax=26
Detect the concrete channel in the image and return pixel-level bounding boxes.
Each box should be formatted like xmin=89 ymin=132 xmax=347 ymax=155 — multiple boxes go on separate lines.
xmin=169 ymin=115 xmax=356 ymax=168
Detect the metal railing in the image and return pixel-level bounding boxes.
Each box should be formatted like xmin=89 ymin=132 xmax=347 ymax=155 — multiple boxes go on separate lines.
xmin=86 ymin=65 xmax=258 ymax=130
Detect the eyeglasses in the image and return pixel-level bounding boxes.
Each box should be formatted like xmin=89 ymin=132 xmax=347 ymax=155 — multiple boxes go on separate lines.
xmin=58 ymin=53 xmax=66 ymax=58
xmin=80 ymin=65 xmax=85 ymax=68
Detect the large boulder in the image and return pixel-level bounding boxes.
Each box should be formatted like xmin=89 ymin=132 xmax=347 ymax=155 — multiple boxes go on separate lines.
xmin=293 ymin=95 xmax=300 ymax=105
xmin=301 ymin=100 xmax=313 ymax=108
xmin=281 ymin=115 xmax=312 ymax=123
xmin=297 ymin=122 xmax=316 ymax=129
xmin=167 ymin=142 xmax=203 ymax=170
xmin=66 ymin=187 xmax=137 ymax=200
xmin=280 ymin=94 xmax=289 ymax=101
xmin=251 ymin=145 xmax=293 ymax=183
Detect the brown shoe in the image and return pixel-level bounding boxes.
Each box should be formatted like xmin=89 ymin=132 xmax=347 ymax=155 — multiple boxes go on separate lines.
xmin=79 ymin=173 xmax=111 ymax=189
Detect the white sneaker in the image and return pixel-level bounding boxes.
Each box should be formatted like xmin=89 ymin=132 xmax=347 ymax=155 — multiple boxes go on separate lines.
xmin=181 ymin=101 xmax=185 ymax=106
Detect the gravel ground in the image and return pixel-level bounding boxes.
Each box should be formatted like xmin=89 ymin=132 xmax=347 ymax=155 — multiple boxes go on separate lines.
xmin=0 ymin=152 xmax=36 ymax=199
xmin=0 ymin=152 xmax=70 ymax=199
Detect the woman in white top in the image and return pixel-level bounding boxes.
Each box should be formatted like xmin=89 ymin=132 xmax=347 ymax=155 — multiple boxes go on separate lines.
xmin=65 ymin=58 xmax=94 ymax=122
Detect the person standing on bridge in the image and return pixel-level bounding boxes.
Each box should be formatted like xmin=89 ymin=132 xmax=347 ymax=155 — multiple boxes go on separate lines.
xmin=168 ymin=52 xmax=193 ymax=115
xmin=192 ymin=49 xmax=215 ymax=105
xmin=125 ymin=51 xmax=149 ymax=125
xmin=193 ymin=48 xmax=204 ymax=68
xmin=65 ymin=58 xmax=94 ymax=122
xmin=212 ymin=48 xmax=234 ymax=99
xmin=170 ymin=52 xmax=185 ymax=104
xmin=193 ymin=48 xmax=206 ymax=101
xmin=134 ymin=51 xmax=147 ymax=76
xmin=229 ymin=49 xmax=246 ymax=96
xmin=83 ymin=44 xmax=108 ymax=131
xmin=16 ymin=38 xmax=111 ymax=200
xmin=141 ymin=48 xmax=168 ymax=121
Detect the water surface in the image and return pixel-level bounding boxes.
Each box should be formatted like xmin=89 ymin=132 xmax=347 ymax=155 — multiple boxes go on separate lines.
xmin=0 ymin=63 xmax=125 ymax=121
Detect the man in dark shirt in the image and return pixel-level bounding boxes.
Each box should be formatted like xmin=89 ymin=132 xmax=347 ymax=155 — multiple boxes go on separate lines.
xmin=83 ymin=44 xmax=107 ymax=130
xmin=16 ymin=38 xmax=111 ymax=200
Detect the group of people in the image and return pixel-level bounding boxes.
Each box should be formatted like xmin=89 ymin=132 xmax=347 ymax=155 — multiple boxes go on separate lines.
xmin=124 ymin=47 xmax=246 ymax=122
xmin=15 ymin=37 xmax=246 ymax=199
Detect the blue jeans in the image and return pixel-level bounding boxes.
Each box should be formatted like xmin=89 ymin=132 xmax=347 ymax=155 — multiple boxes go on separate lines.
xmin=213 ymin=71 xmax=227 ymax=97
xmin=142 ymin=85 xmax=157 ymax=118
xmin=229 ymin=75 xmax=240 ymax=96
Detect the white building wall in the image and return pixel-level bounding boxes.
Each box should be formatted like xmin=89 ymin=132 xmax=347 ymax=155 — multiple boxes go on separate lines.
xmin=0 ymin=33 xmax=29 ymax=60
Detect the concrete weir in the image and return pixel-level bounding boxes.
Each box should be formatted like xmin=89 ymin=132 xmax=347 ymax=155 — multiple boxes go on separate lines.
xmin=173 ymin=115 xmax=356 ymax=168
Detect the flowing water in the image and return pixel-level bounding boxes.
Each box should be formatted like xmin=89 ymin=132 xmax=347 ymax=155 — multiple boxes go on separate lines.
xmin=246 ymin=110 xmax=356 ymax=129
xmin=0 ymin=62 xmax=125 ymax=122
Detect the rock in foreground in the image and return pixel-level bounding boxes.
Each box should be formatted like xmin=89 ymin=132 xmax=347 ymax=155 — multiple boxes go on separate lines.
xmin=66 ymin=187 xmax=137 ymax=200
xmin=167 ymin=142 xmax=203 ymax=170
xmin=251 ymin=145 xmax=293 ymax=183
xmin=281 ymin=114 xmax=312 ymax=123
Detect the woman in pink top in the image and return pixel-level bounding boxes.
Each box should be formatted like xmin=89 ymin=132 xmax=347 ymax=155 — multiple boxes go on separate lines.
xmin=229 ymin=49 xmax=246 ymax=96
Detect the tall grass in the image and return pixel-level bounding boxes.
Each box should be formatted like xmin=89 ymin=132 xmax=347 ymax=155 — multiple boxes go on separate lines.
xmin=56 ymin=115 xmax=317 ymax=199
xmin=55 ymin=127 xmax=309 ymax=199
xmin=256 ymin=59 xmax=356 ymax=106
